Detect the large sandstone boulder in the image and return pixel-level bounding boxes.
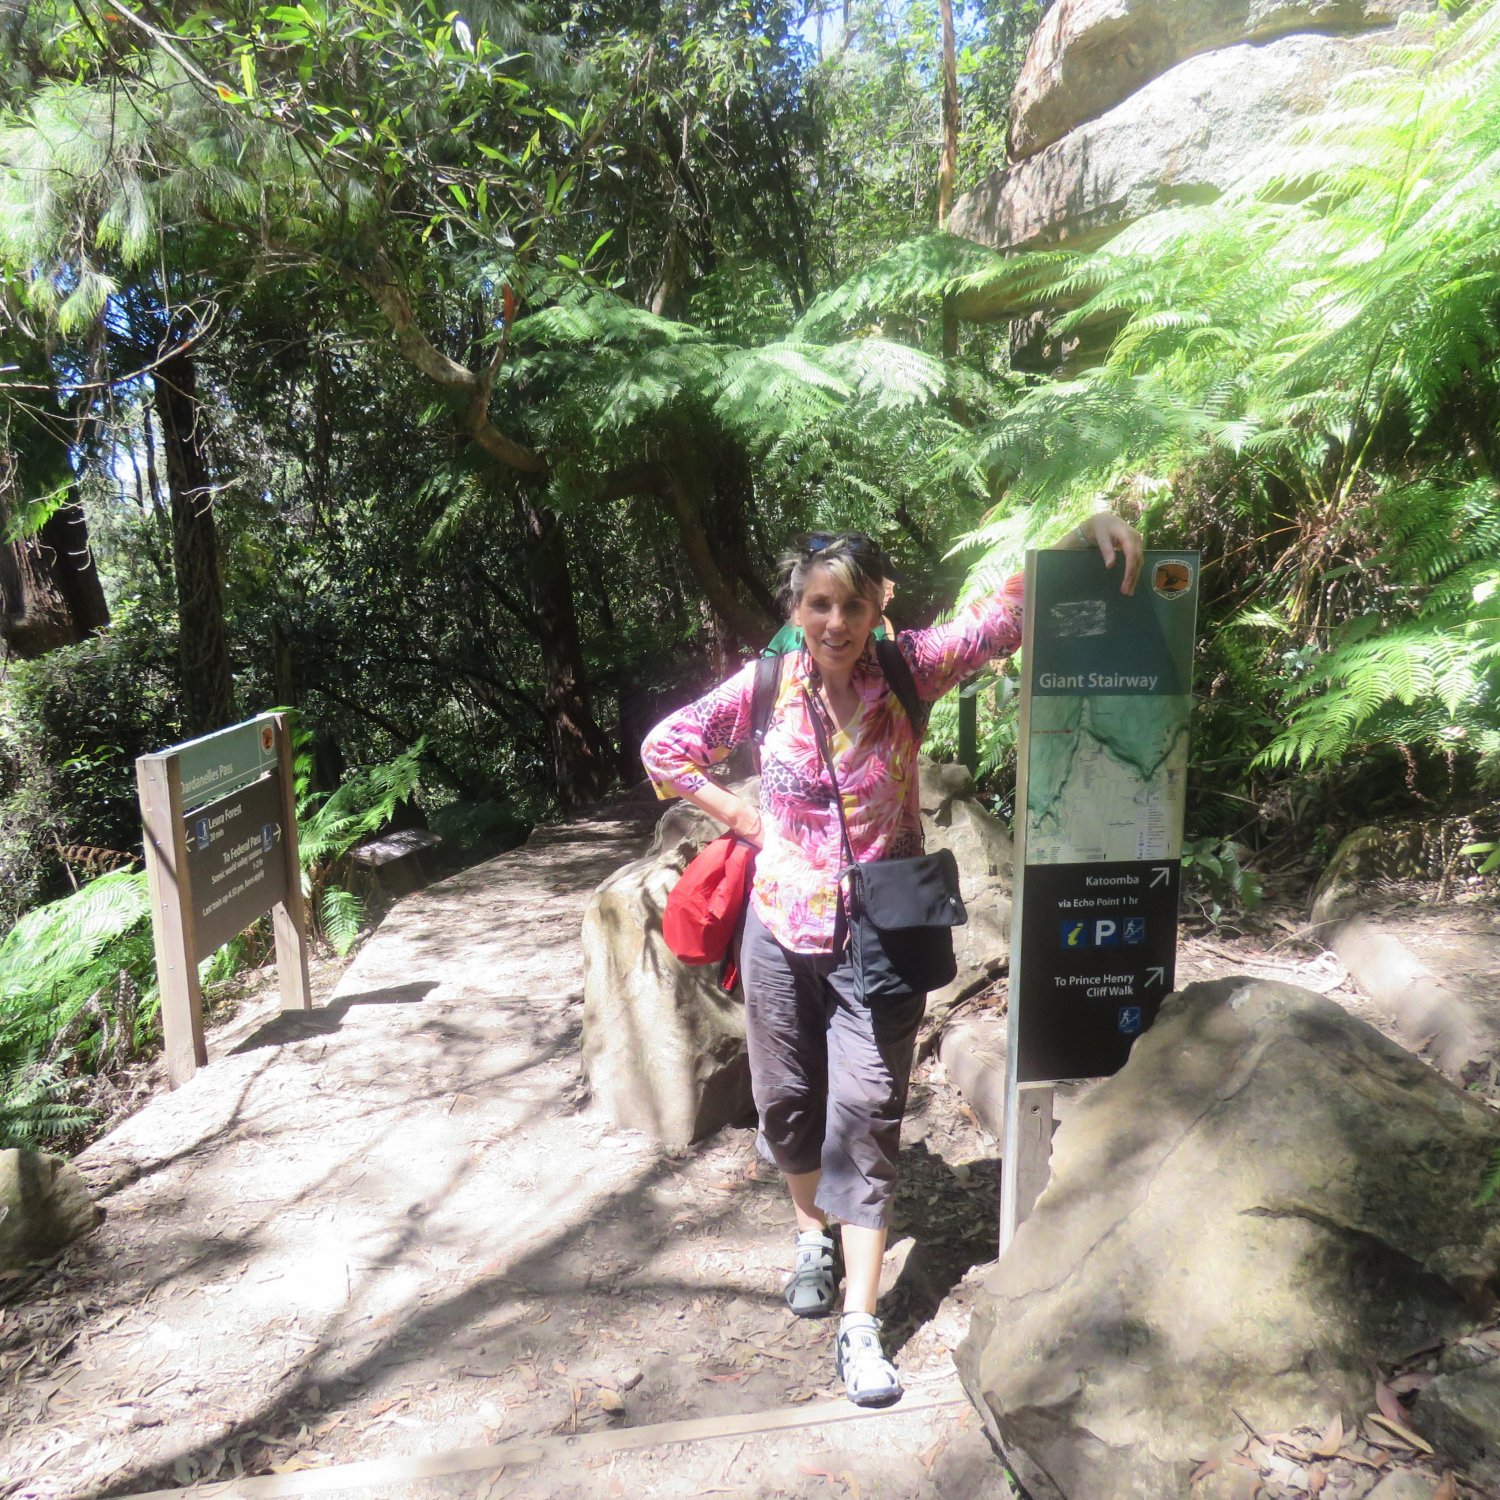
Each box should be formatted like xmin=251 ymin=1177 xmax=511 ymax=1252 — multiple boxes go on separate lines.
xmin=582 ymin=761 xmax=1014 ymax=1146
xmin=955 ymin=978 xmax=1500 ymax=1500
xmin=581 ymin=797 xmax=755 ymax=1146
xmin=1010 ymin=0 xmax=1425 ymax=161
xmin=952 ymin=29 xmax=1391 ymax=265
xmin=0 ymin=1149 xmax=102 ymax=1268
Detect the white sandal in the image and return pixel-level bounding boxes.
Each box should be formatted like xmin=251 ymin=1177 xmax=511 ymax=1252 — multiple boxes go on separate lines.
xmin=784 ymin=1228 xmax=839 ymax=1317
xmin=836 ymin=1312 xmax=902 ymax=1407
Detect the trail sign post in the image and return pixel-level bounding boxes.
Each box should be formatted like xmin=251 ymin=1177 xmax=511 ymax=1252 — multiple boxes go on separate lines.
xmin=137 ymin=713 xmax=310 ymax=1086
xmin=1001 ymin=549 xmax=1200 ymax=1249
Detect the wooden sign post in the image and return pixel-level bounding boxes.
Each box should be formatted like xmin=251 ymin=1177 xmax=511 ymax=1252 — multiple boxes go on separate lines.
xmin=136 ymin=712 xmax=310 ymax=1087
xmin=1001 ymin=550 xmax=1200 ymax=1250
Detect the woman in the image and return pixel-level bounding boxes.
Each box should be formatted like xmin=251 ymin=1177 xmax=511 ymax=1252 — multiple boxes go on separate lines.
xmin=641 ymin=514 xmax=1143 ymax=1406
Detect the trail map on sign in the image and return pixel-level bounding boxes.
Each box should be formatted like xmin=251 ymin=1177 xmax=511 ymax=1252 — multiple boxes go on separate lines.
xmin=1025 ymin=695 xmax=1191 ymax=865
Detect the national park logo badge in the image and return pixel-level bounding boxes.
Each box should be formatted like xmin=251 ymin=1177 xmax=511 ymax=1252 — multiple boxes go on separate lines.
xmin=1152 ymin=559 xmax=1194 ymax=600
xmin=260 ymin=722 xmax=276 ymax=753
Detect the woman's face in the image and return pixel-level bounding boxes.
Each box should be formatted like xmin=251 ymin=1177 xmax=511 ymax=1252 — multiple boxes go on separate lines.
xmin=793 ymin=563 xmax=881 ymax=679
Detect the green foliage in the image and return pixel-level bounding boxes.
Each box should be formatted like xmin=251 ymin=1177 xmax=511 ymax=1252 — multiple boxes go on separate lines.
xmin=1259 ymin=477 xmax=1500 ymax=773
xmin=1476 ymin=1146 xmax=1500 ymax=1208
xmin=0 ymin=622 xmax=180 ymax=925
xmin=0 ymin=866 xmax=154 ymax=1148
xmin=953 ymin=1 xmax=1500 ymax=805
xmin=1181 ymin=837 xmax=1264 ymax=926
xmin=317 ymin=887 xmax=364 ymax=960
xmin=0 ymin=1055 xmax=93 ymax=1150
xmin=297 ymin=736 xmax=427 ymax=954
xmin=796 ymin=234 xmax=1002 ymax=340
xmin=296 ymin=738 xmax=427 ymax=868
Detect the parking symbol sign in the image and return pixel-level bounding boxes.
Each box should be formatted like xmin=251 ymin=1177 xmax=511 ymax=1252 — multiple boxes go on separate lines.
xmin=1117 ymin=1006 xmax=1143 ymax=1035
xmin=1095 ymin=918 xmax=1120 ymax=947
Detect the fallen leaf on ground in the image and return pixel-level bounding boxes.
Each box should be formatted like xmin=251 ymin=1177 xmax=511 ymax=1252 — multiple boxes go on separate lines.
xmin=596 ymin=1388 xmax=624 ymax=1411
xmin=840 ymin=1472 xmax=861 ymax=1500
xmin=1432 ymin=1473 xmax=1458 ymax=1500
xmin=1306 ymin=1467 xmax=1327 ymax=1495
xmin=1188 ymin=1458 xmax=1221 ymax=1485
xmin=1365 ymin=1412 xmax=1434 ymax=1453
xmin=1387 ymin=1372 xmax=1434 ymax=1396
xmin=1375 ymin=1382 xmax=1407 ymax=1424
xmin=1312 ymin=1413 xmax=1344 ymax=1458
xmin=797 ymin=1462 xmax=839 ymax=1486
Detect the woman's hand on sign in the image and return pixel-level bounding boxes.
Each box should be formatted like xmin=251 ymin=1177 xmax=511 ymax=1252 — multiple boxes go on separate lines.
xmin=1063 ymin=512 xmax=1144 ymax=595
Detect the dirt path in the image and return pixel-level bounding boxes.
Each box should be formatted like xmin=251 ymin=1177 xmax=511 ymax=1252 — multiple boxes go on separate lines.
xmin=1 ymin=800 xmax=1009 ymax=1500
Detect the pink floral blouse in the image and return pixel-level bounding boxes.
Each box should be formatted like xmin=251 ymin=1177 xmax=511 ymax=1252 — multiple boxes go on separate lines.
xmin=640 ymin=575 xmax=1025 ymax=954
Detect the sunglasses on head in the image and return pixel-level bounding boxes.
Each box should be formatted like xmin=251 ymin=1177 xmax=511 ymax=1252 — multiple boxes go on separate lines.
xmin=803 ymin=532 xmax=885 ymax=566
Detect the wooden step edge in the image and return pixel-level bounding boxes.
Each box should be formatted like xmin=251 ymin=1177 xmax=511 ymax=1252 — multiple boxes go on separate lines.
xmin=119 ymin=1378 xmax=968 ymax=1499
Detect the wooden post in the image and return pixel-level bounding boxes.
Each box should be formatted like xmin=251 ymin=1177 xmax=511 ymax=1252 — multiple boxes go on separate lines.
xmin=1000 ymin=548 xmax=1051 ymax=1252
xmin=958 ymin=691 xmax=977 ymax=775
xmin=271 ymin=713 xmax=311 ymax=1011
xmin=136 ymin=755 xmax=206 ymax=1087
xmin=1000 ymin=1081 xmax=1054 ymax=1252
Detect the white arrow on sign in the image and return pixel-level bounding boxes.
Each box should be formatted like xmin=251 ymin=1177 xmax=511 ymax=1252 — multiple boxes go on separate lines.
xmin=1150 ymin=867 xmax=1170 ymax=888
xmin=1146 ymin=966 xmax=1166 ymax=987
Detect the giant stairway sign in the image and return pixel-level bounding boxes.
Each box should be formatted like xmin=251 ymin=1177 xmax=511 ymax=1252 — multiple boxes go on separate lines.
xmin=1001 ymin=548 xmax=1200 ymax=1246
xmin=137 ymin=713 xmax=310 ymax=1086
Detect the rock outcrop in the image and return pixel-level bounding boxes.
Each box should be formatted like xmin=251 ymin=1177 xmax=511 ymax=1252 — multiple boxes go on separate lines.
xmin=952 ymin=29 xmax=1390 ymax=259
xmin=1010 ymin=0 xmax=1424 ymax=161
xmin=951 ymin=0 xmax=1437 ymax=321
xmin=955 ymin=978 xmax=1500 ymax=1500
xmin=581 ymin=762 xmax=1013 ymax=1146
xmin=1412 ymin=1344 xmax=1500 ymax=1491
xmin=0 ymin=1149 xmax=102 ymax=1268
xmin=918 ymin=761 xmax=1014 ymax=1011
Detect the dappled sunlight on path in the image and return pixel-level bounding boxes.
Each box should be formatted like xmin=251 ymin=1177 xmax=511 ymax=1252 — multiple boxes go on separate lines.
xmin=0 ymin=798 xmax=1000 ymax=1500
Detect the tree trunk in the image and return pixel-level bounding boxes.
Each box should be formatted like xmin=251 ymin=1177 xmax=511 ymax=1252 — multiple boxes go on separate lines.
xmin=0 ymin=451 xmax=109 ymax=658
xmin=512 ymin=493 xmax=618 ymax=808
xmin=153 ymin=346 xmax=236 ymax=736
xmin=938 ymin=0 xmax=960 ymax=229
xmin=665 ymin=467 xmax=777 ymax=650
xmin=707 ymin=442 xmax=780 ymax=622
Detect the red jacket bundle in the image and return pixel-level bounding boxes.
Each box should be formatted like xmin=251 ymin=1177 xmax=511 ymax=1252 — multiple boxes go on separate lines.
xmin=662 ymin=834 xmax=757 ymax=990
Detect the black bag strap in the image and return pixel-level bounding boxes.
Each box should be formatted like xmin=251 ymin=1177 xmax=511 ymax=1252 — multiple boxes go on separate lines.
xmin=803 ymin=688 xmax=859 ymax=875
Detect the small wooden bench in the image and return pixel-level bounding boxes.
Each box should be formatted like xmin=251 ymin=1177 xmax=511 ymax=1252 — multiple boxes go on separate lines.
xmin=348 ymin=828 xmax=443 ymax=898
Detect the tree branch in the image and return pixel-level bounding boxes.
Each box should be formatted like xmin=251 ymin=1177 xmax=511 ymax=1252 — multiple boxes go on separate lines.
xmin=352 ymin=259 xmax=547 ymax=475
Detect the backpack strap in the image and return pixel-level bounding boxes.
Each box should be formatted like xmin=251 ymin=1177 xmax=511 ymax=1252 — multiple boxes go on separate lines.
xmin=750 ymin=652 xmax=782 ymax=768
xmin=875 ymin=637 xmax=927 ymax=737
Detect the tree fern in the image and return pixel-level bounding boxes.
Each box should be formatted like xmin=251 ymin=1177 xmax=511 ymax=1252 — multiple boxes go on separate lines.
xmin=318 ymin=887 xmax=365 ymax=959
xmin=949 ymin=0 xmax=1500 ymax=791
xmin=0 ymin=1054 xmax=92 ymax=1150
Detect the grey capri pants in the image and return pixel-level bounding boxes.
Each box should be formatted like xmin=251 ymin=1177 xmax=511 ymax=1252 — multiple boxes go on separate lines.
xmin=740 ymin=904 xmax=926 ymax=1230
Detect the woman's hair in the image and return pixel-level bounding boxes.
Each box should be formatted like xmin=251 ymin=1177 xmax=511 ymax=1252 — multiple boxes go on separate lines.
xmin=777 ymin=532 xmax=890 ymax=616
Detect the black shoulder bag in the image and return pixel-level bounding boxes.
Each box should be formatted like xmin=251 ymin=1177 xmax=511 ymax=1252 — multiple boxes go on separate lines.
xmin=804 ymin=689 xmax=967 ymax=1003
